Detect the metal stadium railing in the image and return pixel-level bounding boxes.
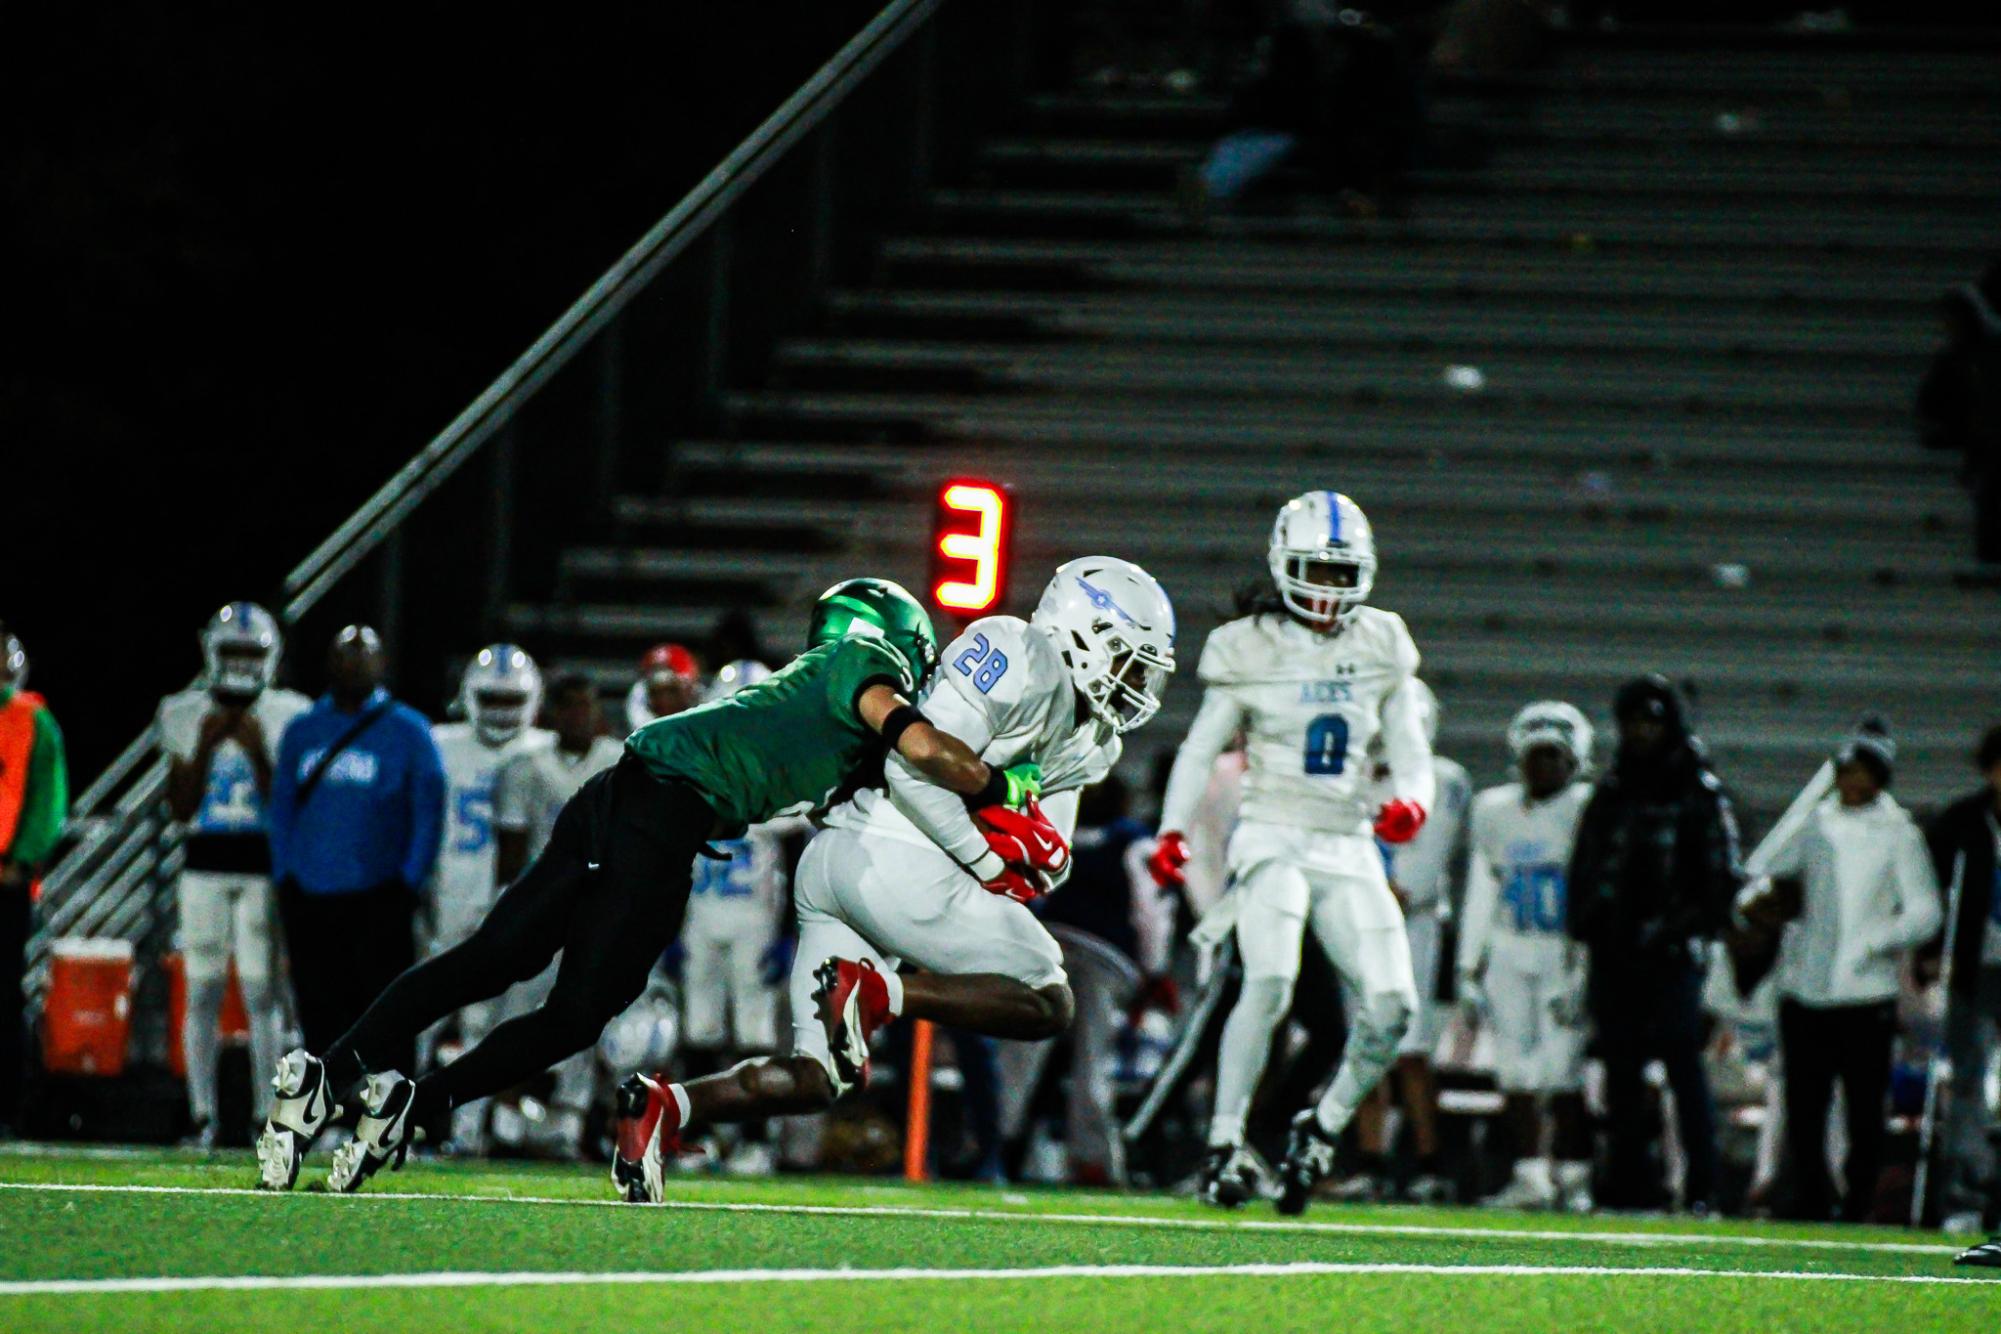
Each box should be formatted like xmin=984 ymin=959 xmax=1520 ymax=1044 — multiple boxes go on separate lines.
xmin=26 ymin=0 xmax=973 ymax=1000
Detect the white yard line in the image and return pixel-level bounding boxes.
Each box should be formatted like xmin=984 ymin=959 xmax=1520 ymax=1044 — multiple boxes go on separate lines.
xmin=0 ymin=1262 xmax=1992 ymax=1297
xmin=0 ymin=1179 xmax=1962 ymax=1258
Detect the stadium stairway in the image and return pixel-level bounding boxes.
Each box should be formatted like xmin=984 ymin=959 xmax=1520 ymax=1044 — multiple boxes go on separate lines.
xmin=510 ymin=27 xmax=2001 ymax=813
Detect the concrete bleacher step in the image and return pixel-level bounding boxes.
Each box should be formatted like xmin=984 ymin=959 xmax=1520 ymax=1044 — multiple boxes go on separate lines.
xmin=877 ymin=235 xmax=1960 ymax=307
xmin=768 ymin=338 xmax=1918 ymax=411
xmin=916 ymin=188 xmax=1997 ymax=250
xmin=824 ymin=289 xmax=1930 ymax=362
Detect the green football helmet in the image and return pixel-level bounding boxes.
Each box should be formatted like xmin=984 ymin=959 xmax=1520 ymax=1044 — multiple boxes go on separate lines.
xmin=808 ymin=577 xmax=942 ymax=691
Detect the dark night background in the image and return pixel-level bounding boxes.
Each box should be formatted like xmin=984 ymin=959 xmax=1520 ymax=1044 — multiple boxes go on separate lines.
xmin=8 ymin=3 xmax=886 ymax=778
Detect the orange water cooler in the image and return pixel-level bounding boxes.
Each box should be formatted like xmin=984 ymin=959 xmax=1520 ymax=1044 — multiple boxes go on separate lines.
xmin=40 ymin=938 xmax=136 ymax=1076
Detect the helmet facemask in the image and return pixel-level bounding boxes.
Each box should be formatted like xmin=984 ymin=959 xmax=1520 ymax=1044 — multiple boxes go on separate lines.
xmin=1272 ymin=552 xmax=1375 ymax=631
xmin=469 ymin=687 xmax=534 ymax=746
xmin=201 ymin=603 xmax=281 ymax=702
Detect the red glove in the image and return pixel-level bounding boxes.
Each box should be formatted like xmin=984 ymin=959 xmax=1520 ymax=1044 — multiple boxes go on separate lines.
xmin=1373 ymin=799 xmax=1427 ymax=845
xmin=981 ymin=863 xmax=1047 ymax=905
xmin=976 ymin=798 xmax=1070 ymax=875
xmin=1128 ymin=972 xmax=1181 ymax=1023
xmin=1146 ymin=831 xmax=1191 ymax=888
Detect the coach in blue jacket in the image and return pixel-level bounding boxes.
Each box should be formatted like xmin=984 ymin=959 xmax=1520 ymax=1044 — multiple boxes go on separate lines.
xmin=268 ymin=625 xmax=444 ymax=1073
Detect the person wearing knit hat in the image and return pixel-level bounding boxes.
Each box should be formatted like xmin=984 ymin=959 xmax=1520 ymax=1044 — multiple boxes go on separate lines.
xmin=1766 ymin=718 xmax=1941 ymax=1222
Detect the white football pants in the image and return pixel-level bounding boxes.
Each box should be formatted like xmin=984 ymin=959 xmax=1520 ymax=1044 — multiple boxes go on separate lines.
xmin=788 ymin=826 xmax=1067 ymax=1080
xmin=176 ymin=871 xmax=282 ymax=1124
xmin=1207 ymin=823 xmax=1416 ymax=1148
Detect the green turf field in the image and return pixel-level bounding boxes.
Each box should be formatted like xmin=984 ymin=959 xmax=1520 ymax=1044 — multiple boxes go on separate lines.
xmin=0 ymin=1147 xmax=1994 ymax=1333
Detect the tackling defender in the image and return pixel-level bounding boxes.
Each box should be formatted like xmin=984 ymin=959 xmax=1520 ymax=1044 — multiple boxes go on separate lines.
xmin=612 ymin=557 xmax=1176 ymax=1204
xmin=1151 ymin=492 xmax=1435 ymax=1215
xmin=1455 ymin=701 xmax=1597 ymax=1211
xmin=254 ymin=578 xmax=1011 ymax=1193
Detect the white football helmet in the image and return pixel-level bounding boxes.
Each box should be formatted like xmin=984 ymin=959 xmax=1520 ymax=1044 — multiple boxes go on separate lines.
xmin=1032 ymin=556 xmax=1175 ymax=734
xmin=1507 ymin=700 xmax=1594 ymax=771
xmin=460 ymin=643 xmax=542 ymax=747
xmin=201 ymin=602 xmax=281 ymax=700
xmin=1268 ymin=491 xmax=1377 ymax=630
xmin=1 ymin=628 xmax=25 ymax=690
xmin=706 ymin=658 xmax=772 ymax=702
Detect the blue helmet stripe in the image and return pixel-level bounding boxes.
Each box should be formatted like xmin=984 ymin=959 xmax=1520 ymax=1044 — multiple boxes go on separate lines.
xmin=1324 ymin=491 xmax=1342 ymax=546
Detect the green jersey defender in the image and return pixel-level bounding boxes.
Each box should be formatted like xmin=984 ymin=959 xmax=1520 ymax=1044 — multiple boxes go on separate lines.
xmin=255 ymin=577 xmax=1010 ymax=1197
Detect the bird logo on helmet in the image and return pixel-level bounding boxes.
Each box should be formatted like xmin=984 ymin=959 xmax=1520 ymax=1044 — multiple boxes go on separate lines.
xmin=1268 ymin=491 xmax=1378 ymax=631
xmin=460 ymin=643 xmax=542 ymax=747
xmin=1031 ymin=556 xmax=1176 ymax=735
xmin=201 ymin=602 xmax=282 ymax=703
xmin=807 ymin=578 xmax=941 ymax=692
xmin=1506 ymin=700 xmax=1594 ymax=771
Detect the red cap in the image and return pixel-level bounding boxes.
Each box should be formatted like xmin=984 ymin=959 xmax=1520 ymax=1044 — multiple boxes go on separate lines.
xmin=638 ymin=643 xmax=699 ymax=684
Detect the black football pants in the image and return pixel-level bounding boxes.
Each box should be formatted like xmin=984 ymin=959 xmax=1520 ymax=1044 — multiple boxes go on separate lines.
xmin=325 ymin=755 xmax=711 ymax=1119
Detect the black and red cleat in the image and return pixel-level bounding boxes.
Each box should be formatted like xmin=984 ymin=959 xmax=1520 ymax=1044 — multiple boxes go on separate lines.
xmin=813 ymin=957 xmax=891 ymax=1096
xmin=612 ymin=1073 xmax=682 ymax=1204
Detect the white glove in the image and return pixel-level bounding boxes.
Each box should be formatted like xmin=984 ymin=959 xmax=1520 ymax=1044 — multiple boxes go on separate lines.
xmin=1548 ymin=949 xmax=1589 ymax=1028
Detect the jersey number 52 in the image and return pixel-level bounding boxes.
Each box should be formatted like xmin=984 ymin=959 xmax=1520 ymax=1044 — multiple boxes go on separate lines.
xmin=952 ymin=633 xmax=1010 ymax=694
xmin=1304 ymin=713 xmax=1349 ymax=775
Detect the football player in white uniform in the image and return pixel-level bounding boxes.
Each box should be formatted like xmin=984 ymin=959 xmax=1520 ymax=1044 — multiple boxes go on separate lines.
xmin=1335 ymin=679 xmax=1470 ymax=1203
xmin=611 ymin=557 xmax=1175 ymax=1202
xmin=1455 ymin=700 xmax=1596 ymax=1211
xmin=425 ymin=644 xmax=550 ymax=1148
xmin=158 ymin=603 xmax=311 ymax=1143
xmin=1150 ymin=491 xmax=1435 ymax=1215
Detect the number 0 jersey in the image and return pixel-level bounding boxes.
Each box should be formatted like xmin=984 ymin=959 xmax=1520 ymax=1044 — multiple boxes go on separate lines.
xmin=824 ymin=615 xmax=1119 ymax=852
xmin=1458 ymin=780 xmax=1592 ymax=972
xmin=1160 ymin=608 xmax=1432 ymax=839
xmin=625 ymin=635 xmax=915 ymax=834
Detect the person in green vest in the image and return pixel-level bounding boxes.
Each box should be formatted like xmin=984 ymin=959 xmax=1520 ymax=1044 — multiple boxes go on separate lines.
xmin=0 ymin=623 xmax=70 ymax=1137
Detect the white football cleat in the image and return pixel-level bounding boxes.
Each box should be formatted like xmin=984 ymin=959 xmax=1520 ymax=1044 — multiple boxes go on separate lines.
xmin=327 ymin=1071 xmax=418 ymax=1193
xmin=1275 ymin=1112 xmax=1340 ymax=1217
xmin=1199 ymin=1143 xmax=1260 ymax=1209
xmin=255 ymin=1049 xmax=340 ymax=1191
xmin=1481 ymin=1160 xmax=1558 ymax=1211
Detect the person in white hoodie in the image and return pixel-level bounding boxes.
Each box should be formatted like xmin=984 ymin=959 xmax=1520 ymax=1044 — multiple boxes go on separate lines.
xmin=1766 ymin=728 xmax=1941 ymax=1222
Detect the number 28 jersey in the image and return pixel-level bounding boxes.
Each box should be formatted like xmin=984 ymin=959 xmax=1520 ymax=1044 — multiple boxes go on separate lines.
xmin=1192 ymin=608 xmax=1426 ymax=837
xmin=824 ymin=615 xmax=1119 ymax=851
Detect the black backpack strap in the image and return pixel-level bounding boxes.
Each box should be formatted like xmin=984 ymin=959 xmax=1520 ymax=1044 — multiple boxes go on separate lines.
xmin=293 ymin=700 xmax=395 ymax=810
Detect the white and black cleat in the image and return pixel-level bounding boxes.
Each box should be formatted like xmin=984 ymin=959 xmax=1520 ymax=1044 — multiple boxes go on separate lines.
xmin=1275 ymin=1111 xmax=1339 ymax=1217
xmin=1200 ymin=1144 xmax=1258 ymax=1209
xmin=254 ymin=1049 xmax=340 ymax=1191
xmin=1955 ymin=1236 xmax=2001 ymax=1269
xmin=327 ymin=1071 xmax=418 ymax=1194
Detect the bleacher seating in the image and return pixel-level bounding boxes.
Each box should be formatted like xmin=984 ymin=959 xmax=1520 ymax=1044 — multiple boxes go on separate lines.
xmin=507 ymin=28 xmax=2001 ymax=811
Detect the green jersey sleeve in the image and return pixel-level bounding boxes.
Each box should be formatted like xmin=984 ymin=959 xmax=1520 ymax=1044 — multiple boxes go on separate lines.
xmin=825 ymin=636 xmax=916 ymax=728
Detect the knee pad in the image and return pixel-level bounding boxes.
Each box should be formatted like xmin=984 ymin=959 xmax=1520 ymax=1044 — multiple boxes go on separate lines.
xmin=1351 ymin=991 xmax=1414 ymax=1066
xmin=233 ymin=963 xmax=277 ymax=1010
xmin=182 ymin=949 xmax=229 ymax=991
